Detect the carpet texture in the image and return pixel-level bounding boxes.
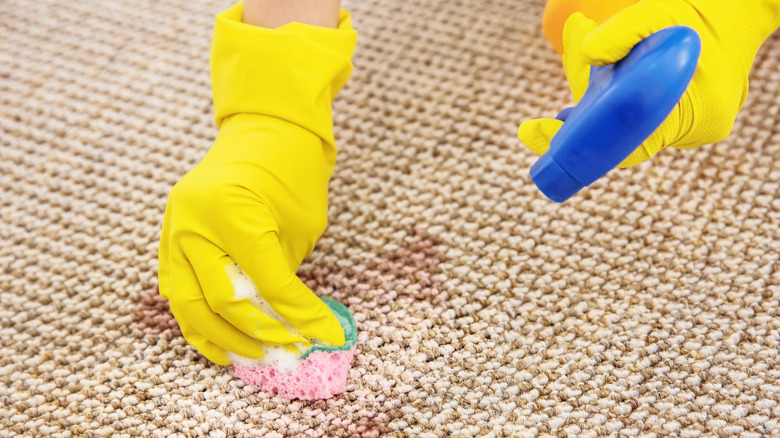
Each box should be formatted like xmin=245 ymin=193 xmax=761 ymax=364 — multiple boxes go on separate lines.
xmin=1 ymin=0 xmax=779 ymax=436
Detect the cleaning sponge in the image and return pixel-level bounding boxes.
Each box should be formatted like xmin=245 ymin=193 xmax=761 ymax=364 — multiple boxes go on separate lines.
xmin=232 ymin=297 xmax=358 ymax=400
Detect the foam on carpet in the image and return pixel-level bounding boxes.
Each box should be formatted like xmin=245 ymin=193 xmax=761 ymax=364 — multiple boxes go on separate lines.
xmin=1 ymin=0 xmax=779 ymax=436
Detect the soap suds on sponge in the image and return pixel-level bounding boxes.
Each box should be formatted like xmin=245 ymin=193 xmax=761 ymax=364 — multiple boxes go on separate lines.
xmin=226 ymin=262 xmax=358 ymax=399
xmin=228 ymin=345 xmax=303 ymax=373
xmin=226 ymin=261 xmax=301 ymax=336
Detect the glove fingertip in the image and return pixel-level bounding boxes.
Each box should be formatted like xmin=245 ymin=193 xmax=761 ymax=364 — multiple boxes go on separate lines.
xmin=518 ymin=119 xmax=563 ymax=155
xmin=562 ymin=12 xmax=592 ymax=38
xmin=191 ymin=335 xmax=232 ymax=366
xmin=210 ymin=352 xmax=232 ymax=366
xmin=311 ymin=310 xmax=346 ymax=347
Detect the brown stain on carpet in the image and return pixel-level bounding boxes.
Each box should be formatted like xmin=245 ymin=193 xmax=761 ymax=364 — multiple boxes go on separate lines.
xmin=132 ymin=234 xmax=444 ymax=437
xmin=300 ymin=235 xmax=447 ymax=305
xmin=132 ymin=287 xmax=181 ymax=339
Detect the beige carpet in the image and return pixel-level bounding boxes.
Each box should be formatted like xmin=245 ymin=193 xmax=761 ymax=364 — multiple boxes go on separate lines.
xmin=2 ymin=0 xmax=779 ymax=436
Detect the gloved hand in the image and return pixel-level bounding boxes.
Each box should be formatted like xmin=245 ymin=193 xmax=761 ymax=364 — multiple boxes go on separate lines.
xmin=520 ymin=0 xmax=780 ymax=168
xmin=158 ymin=3 xmax=358 ymax=366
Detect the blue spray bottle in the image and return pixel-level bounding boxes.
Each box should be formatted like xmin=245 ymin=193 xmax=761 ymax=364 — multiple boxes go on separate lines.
xmin=530 ymin=26 xmax=702 ymax=202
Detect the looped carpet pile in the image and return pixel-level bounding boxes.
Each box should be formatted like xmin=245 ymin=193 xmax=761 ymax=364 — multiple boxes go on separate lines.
xmin=1 ymin=0 xmax=779 ymax=436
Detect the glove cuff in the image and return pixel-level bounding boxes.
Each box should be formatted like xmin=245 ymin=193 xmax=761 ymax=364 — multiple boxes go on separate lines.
xmin=210 ymin=3 xmax=358 ymax=148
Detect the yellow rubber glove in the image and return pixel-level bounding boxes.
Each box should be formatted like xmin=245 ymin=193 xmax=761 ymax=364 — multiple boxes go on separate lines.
xmin=158 ymin=3 xmax=357 ymax=366
xmin=520 ymin=0 xmax=780 ymax=168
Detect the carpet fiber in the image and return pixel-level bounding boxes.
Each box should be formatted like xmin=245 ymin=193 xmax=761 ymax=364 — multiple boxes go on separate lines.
xmin=1 ymin=0 xmax=779 ymax=436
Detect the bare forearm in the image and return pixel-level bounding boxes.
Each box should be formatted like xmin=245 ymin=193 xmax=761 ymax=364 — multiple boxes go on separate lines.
xmin=243 ymin=0 xmax=342 ymax=28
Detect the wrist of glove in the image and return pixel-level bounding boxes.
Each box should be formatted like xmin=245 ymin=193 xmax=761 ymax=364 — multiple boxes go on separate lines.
xmin=522 ymin=0 xmax=780 ymax=168
xmin=158 ymin=3 xmax=357 ymax=366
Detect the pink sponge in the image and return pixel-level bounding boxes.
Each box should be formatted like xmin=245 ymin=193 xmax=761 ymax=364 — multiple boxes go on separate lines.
xmin=232 ymin=298 xmax=358 ymax=400
xmin=233 ymin=347 xmax=356 ymax=400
